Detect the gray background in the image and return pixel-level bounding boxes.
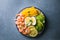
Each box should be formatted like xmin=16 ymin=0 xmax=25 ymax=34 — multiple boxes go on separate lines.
xmin=0 ymin=0 xmax=60 ymax=40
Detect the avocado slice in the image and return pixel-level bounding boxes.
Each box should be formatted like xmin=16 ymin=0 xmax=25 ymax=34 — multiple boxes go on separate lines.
xmin=35 ymin=20 xmax=44 ymax=32
xmin=36 ymin=12 xmax=45 ymax=24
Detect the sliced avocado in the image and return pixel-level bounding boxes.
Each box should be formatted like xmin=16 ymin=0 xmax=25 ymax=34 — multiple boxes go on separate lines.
xmin=35 ymin=20 xmax=44 ymax=32
xmin=36 ymin=13 xmax=45 ymax=24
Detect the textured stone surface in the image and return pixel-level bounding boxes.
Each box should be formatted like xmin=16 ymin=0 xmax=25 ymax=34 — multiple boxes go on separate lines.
xmin=0 ymin=0 xmax=60 ymax=40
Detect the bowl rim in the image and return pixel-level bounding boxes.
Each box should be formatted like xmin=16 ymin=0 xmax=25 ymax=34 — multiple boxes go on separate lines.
xmin=15 ymin=6 xmax=45 ymax=38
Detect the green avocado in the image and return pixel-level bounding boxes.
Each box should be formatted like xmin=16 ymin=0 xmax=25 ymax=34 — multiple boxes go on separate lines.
xmin=36 ymin=12 xmax=45 ymax=24
xmin=35 ymin=20 xmax=44 ymax=32
xmin=35 ymin=12 xmax=45 ymax=32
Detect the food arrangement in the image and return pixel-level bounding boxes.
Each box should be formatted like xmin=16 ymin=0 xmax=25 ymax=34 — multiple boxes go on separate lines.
xmin=15 ymin=6 xmax=45 ymax=37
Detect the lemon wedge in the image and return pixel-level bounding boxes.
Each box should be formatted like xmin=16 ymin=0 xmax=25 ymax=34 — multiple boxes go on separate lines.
xmin=28 ymin=26 xmax=38 ymax=37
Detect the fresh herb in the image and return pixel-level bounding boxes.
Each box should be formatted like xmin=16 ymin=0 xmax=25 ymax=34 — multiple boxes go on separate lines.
xmin=30 ymin=20 xmax=32 ymax=23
